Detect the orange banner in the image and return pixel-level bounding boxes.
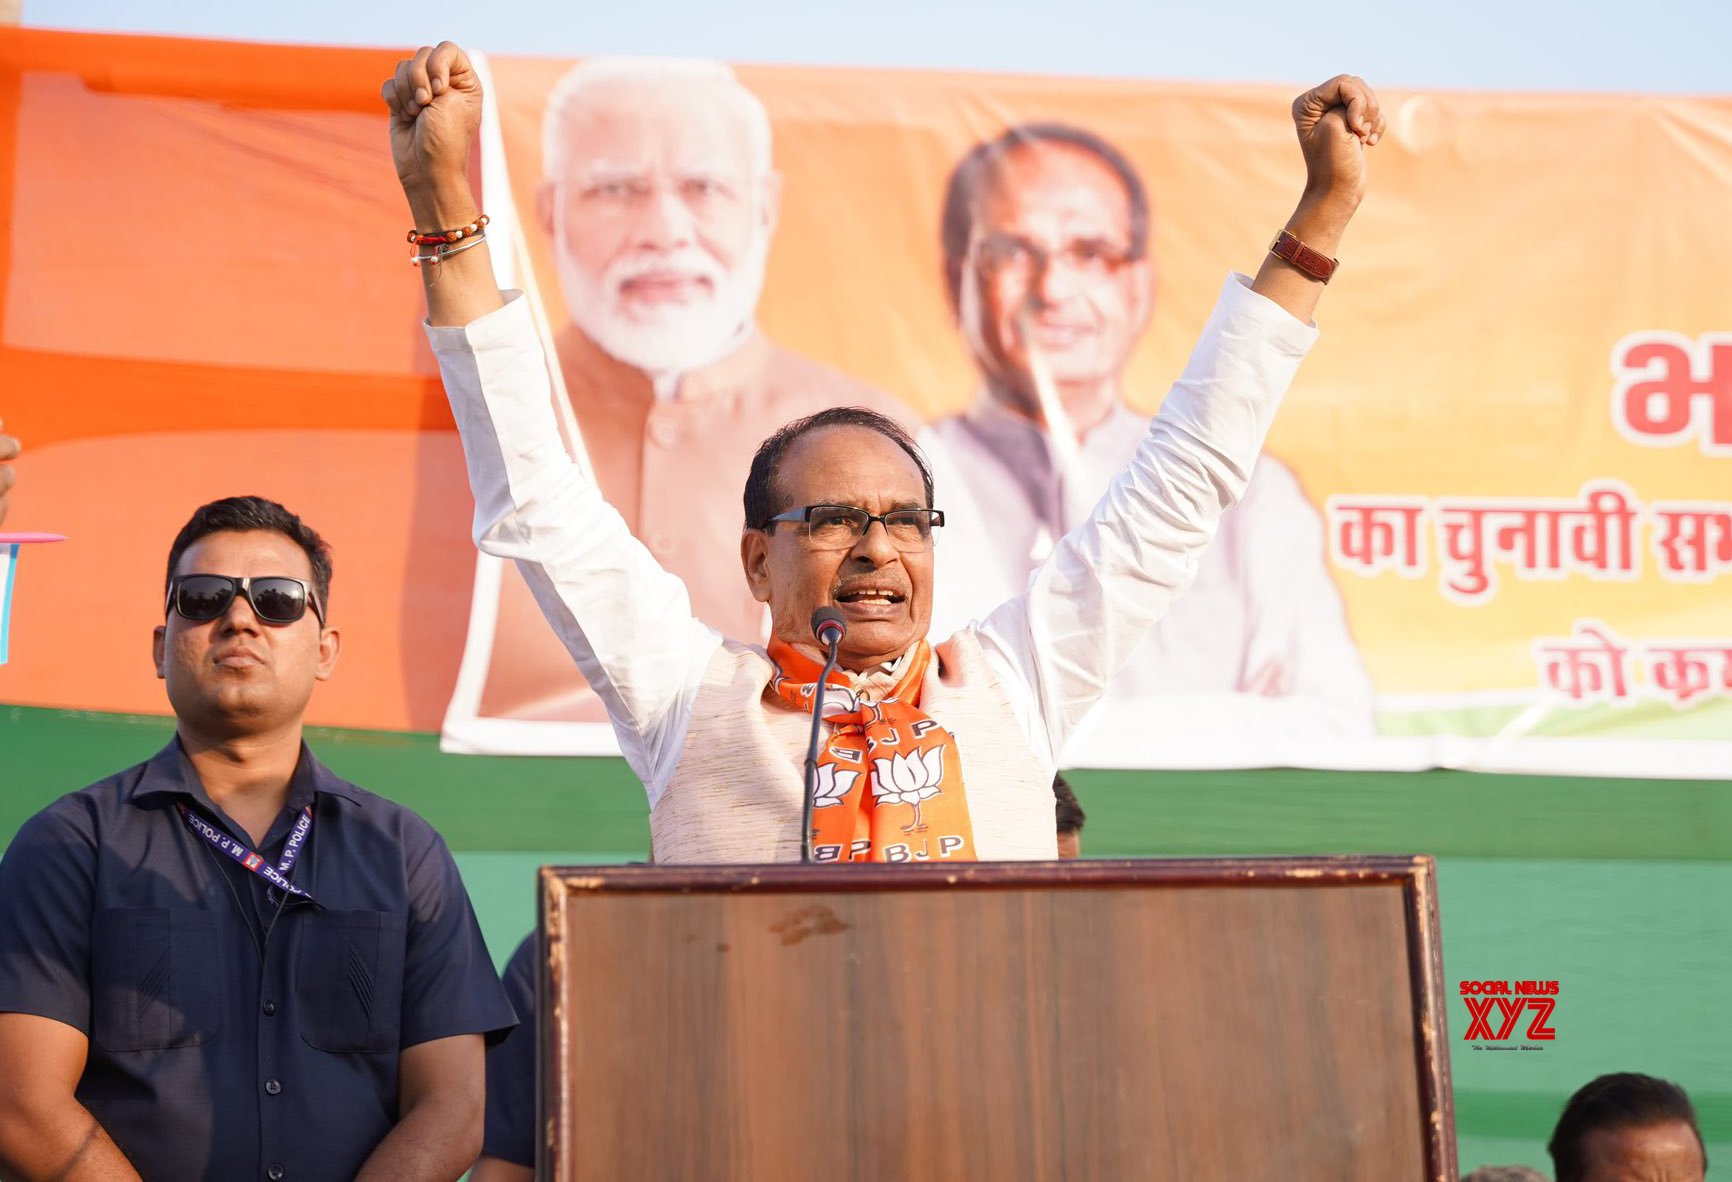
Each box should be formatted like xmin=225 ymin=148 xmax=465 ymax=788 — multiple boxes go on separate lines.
xmin=5 ymin=30 xmax=1731 ymax=776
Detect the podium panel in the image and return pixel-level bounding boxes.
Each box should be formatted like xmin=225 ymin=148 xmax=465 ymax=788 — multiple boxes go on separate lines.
xmin=540 ymin=857 xmax=1454 ymax=1181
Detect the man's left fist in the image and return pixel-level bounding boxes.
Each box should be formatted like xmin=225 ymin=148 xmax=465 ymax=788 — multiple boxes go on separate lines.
xmin=1292 ymin=74 xmax=1384 ymax=213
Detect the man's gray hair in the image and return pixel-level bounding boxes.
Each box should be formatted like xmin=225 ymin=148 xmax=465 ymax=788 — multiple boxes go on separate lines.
xmin=541 ymin=57 xmax=774 ymax=182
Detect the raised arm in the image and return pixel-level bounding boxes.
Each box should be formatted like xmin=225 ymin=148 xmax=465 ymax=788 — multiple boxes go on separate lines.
xmin=1249 ymin=74 xmax=1383 ymax=322
xmin=382 ymin=43 xmax=503 ymax=328
xmin=383 ymin=44 xmax=720 ymax=782
xmin=975 ymin=76 xmax=1383 ymax=762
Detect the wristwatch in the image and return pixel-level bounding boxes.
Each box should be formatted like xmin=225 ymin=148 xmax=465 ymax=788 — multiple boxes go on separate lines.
xmin=1269 ymin=229 xmax=1338 ymax=283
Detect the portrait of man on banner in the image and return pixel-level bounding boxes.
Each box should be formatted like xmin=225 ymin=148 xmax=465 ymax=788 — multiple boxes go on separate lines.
xmin=442 ymin=56 xmax=907 ymax=744
xmin=923 ymin=122 xmax=1376 ymax=753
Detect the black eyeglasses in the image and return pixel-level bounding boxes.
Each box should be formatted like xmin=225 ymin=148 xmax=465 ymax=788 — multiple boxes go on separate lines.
xmin=166 ymin=575 xmax=325 ymax=626
xmin=762 ymin=504 xmax=945 ymax=552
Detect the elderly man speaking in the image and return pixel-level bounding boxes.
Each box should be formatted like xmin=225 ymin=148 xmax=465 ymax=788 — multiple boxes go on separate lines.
xmin=384 ymin=44 xmax=1384 ymax=863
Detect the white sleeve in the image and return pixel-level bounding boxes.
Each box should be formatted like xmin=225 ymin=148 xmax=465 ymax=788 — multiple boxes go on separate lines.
xmin=974 ymin=273 xmax=1319 ymax=763
xmin=424 ymin=293 xmax=721 ymax=790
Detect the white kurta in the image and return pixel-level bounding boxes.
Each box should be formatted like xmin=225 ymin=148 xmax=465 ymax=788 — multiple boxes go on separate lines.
xmin=427 ymin=274 xmax=1316 ymax=862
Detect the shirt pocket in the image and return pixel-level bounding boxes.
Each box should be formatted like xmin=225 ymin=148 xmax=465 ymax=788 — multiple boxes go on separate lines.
xmin=295 ymin=910 xmax=406 ymax=1054
xmin=91 ymin=908 xmax=221 ymax=1053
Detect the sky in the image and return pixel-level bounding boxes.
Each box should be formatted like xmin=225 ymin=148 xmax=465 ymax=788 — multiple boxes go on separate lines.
xmin=30 ymin=0 xmax=1732 ymax=95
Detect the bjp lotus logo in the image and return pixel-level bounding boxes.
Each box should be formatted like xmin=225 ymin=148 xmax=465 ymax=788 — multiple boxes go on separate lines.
xmin=871 ymin=749 xmax=945 ymax=833
xmin=819 ymin=687 xmax=863 ymax=719
xmin=811 ymin=764 xmax=858 ymax=809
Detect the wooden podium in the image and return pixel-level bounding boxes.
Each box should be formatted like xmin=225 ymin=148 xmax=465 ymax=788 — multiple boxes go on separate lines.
xmin=538 ymin=857 xmax=1455 ymax=1181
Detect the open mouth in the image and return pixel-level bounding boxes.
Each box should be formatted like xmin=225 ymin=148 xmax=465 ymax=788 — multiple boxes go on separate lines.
xmin=835 ymin=588 xmax=906 ymax=608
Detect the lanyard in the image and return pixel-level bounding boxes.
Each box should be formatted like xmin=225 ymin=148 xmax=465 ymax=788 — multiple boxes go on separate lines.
xmin=178 ymin=801 xmax=315 ymax=903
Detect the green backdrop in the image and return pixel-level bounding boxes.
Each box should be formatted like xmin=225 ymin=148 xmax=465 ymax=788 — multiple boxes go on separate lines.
xmin=4 ymin=704 xmax=1727 ymax=1175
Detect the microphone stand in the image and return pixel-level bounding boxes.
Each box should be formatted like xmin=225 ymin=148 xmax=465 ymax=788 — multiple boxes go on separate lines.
xmin=801 ymin=626 xmax=844 ymax=864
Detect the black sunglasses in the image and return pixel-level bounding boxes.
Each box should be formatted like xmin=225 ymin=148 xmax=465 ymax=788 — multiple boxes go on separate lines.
xmin=166 ymin=575 xmax=325 ymax=626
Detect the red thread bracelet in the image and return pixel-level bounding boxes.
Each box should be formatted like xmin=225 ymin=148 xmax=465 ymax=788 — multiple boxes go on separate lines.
xmin=407 ymin=213 xmax=490 ymax=246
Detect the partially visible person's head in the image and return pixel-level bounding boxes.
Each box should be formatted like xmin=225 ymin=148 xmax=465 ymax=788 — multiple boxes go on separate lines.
xmin=942 ymin=124 xmax=1153 ymax=419
xmin=1054 ymin=772 xmax=1085 ymax=859
xmin=1548 ymin=1073 xmax=1707 ymax=1182
xmin=155 ymin=497 xmax=340 ymax=741
xmin=741 ymin=408 xmax=936 ymax=670
xmin=538 ymin=57 xmax=780 ymax=375
xmin=1462 ymin=1166 xmax=1551 ymax=1182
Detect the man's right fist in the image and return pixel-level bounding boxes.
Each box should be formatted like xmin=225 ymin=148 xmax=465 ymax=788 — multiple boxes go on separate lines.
xmin=382 ymin=42 xmax=483 ymax=208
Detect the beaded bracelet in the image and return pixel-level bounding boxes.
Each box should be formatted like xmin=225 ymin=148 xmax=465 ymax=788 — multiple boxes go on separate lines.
xmin=410 ymin=231 xmax=488 ymax=267
xmin=407 ymin=213 xmax=490 ymax=247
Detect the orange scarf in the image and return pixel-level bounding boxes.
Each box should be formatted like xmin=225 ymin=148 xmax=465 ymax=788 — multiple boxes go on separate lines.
xmin=768 ymin=639 xmax=977 ymax=863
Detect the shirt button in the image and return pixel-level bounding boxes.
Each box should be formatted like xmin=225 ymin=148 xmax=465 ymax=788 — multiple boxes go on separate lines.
xmin=649 ymin=418 xmax=678 ymax=448
xmin=264 ymin=1078 xmax=282 ymax=1096
xmin=267 ymin=1167 xmax=284 ymax=1181
xmin=262 ymin=1000 xmax=277 ymax=1016
xmin=648 ymin=530 xmax=673 ymax=555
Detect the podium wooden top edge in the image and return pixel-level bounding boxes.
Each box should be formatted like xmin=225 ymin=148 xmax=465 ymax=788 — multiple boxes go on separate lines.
xmin=538 ymin=853 xmax=1438 ymax=896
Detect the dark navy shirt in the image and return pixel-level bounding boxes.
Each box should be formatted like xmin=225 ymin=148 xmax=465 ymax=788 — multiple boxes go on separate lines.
xmin=481 ymin=932 xmax=537 ymax=1167
xmin=0 ymin=740 xmax=516 ymax=1182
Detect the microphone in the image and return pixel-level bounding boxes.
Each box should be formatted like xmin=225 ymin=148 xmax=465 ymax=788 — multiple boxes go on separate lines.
xmin=801 ymin=607 xmax=847 ymax=863
xmin=812 ymin=607 xmax=845 ymax=649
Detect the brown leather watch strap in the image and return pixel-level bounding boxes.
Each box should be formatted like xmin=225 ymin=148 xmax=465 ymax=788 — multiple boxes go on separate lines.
xmin=1269 ymin=229 xmax=1339 ymax=283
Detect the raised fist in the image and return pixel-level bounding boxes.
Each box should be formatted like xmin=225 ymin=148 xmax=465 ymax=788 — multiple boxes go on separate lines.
xmin=1291 ymin=74 xmax=1384 ymax=213
xmin=382 ymin=42 xmax=484 ymax=203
